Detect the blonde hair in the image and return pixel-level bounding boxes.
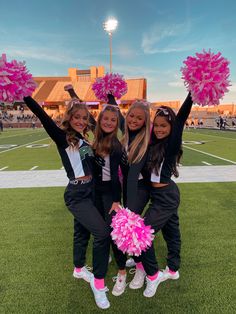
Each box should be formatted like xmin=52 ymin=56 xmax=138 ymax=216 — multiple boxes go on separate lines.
xmin=93 ymin=105 xmax=119 ymax=157
xmin=61 ymin=98 xmax=90 ymax=147
xmin=123 ymin=100 xmax=150 ymax=164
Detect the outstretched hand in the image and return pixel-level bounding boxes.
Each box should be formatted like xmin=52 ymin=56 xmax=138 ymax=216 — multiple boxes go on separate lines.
xmin=64 ymin=84 xmax=73 ymax=91
xmin=109 ymin=202 xmax=121 ymax=214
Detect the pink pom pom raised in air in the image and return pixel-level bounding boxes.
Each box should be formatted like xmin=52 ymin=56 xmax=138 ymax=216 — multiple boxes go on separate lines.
xmin=0 ymin=54 xmax=37 ymax=103
xmin=110 ymin=207 xmax=155 ymax=256
xmin=92 ymin=72 xmax=128 ymax=102
xmin=181 ymin=50 xmax=230 ymax=106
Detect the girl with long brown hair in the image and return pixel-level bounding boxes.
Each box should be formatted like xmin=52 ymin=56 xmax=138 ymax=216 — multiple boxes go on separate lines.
xmin=23 ymin=96 xmax=111 ymax=310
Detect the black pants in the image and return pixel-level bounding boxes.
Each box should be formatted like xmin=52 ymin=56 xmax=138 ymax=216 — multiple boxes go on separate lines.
xmin=64 ymin=180 xmax=110 ymax=279
xmin=123 ymin=179 xmax=150 ymax=215
xmin=126 ymin=179 xmax=150 ymax=263
xmin=95 ymin=181 xmax=127 ymax=270
xmin=140 ymin=180 xmax=181 ymax=275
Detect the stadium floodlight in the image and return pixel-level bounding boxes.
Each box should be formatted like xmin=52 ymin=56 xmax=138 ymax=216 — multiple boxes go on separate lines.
xmin=103 ymin=18 xmax=118 ymax=73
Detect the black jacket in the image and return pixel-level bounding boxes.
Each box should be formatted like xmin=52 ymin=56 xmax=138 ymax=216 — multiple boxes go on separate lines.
xmin=94 ymin=138 xmax=123 ymax=202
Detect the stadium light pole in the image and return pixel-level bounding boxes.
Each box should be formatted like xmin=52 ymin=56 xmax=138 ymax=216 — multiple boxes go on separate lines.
xmin=103 ymin=18 xmax=118 ymax=73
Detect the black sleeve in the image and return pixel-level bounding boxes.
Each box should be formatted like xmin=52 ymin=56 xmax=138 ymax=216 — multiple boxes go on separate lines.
xmin=167 ymin=92 xmax=193 ymax=156
xmin=66 ymin=88 xmax=82 ymax=101
xmin=118 ymin=110 xmax=125 ymax=134
xmin=110 ymin=144 xmax=122 ymax=202
xmin=65 ymin=86 xmax=97 ymax=132
xmin=126 ymin=152 xmax=148 ymax=211
xmin=23 ymin=96 xmax=66 ymax=146
xmin=176 ymin=92 xmax=193 ymax=126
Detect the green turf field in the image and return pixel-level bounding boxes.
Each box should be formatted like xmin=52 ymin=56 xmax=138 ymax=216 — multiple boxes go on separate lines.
xmin=0 ymin=128 xmax=236 ymax=170
xmin=1 ymin=128 xmax=236 ymax=312
xmin=1 ymin=183 xmax=236 ymax=313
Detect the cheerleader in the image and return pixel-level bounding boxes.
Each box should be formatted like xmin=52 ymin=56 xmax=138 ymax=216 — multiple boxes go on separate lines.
xmin=65 ymin=85 xmax=127 ymax=296
xmin=24 ymin=96 xmax=111 ymax=310
xmin=120 ymin=100 xmax=151 ymax=290
xmin=92 ymin=102 xmax=128 ymax=297
xmin=130 ymin=93 xmax=193 ymax=298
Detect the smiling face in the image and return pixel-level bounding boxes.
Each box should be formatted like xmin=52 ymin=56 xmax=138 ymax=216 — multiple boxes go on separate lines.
xmin=69 ymin=109 xmax=88 ymax=133
xmin=126 ymin=107 xmax=146 ymax=131
xmin=153 ymin=115 xmax=171 ymax=140
xmin=100 ymin=110 xmax=118 ymax=134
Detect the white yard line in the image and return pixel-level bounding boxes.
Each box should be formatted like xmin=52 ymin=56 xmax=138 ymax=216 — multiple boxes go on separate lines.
xmin=0 ymin=130 xmax=43 ymax=139
xmin=0 ymin=138 xmax=49 ymax=154
xmin=0 ymin=166 xmax=9 ymax=171
xmin=187 ymin=130 xmax=236 ymax=141
xmin=202 ymin=161 xmax=212 ymax=165
xmin=30 ymin=166 xmax=38 ymax=170
xmin=183 ymin=145 xmax=236 ymax=164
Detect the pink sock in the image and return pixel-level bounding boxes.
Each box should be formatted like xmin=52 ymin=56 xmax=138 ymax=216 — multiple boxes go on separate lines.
xmin=75 ymin=267 xmax=82 ymax=273
xmin=136 ymin=262 xmax=144 ymax=272
xmin=94 ymin=278 xmax=105 ymax=290
xmin=147 ymin=271 xmax=159 ymax=281
xmin=169 ymin=269 xmax=176 ymax=275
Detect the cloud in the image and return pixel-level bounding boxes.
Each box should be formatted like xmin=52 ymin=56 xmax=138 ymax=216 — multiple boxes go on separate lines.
xmin=141 ymin=21 xmax=193 ymax=54
xmin=168 ymin=81 xmax=184 ymax=87
xmin=2 ymin=45 xmax=100 ymax=68
xmin=116 ymin=45 xmax=139 ymax=58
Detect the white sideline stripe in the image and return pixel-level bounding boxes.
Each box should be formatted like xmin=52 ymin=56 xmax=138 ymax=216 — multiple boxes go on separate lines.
xmin=183 ymin=145 xmax=236 ymax=164
xmin=1 ymin=166 xmax=236 ymax=188
xmin=0 ymin=166 xmax=9 ymax=171
xmin=202 ymin=161 xmax=212 ymax=165
xmin=30 ymin=166 xmax=38 ymax=170
xmin=0 ymin=138 xmax=48 ymax=154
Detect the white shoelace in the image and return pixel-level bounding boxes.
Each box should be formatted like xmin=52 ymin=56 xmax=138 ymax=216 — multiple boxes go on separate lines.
xmin=112 ymin=275 xmax=129 ymax=288
xmin=128 ymin=267 xmax=136 ymax=275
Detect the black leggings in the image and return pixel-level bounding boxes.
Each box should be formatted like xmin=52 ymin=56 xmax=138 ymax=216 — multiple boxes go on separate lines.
xmin=64 ymin=180 xmax=110 ymax=279
xmin=140 ymin=180 xmax=181 ymax=275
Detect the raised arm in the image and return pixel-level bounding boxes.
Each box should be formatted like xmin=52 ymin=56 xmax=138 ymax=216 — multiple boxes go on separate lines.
xmin=23 ymin=96 xmax=65 ymax=146
xmin=167 ymin=93 xmax=193 ymax=156
xmin=176 ymin=92 xmax=193 ymax=125
xmin=64 ymin=84 xmax=96 ymax=132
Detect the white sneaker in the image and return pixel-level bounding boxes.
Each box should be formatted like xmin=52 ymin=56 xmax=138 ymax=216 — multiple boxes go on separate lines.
xmin=112 ymin=273 xmax=127 ymax=296
xmin=143 ymin=271 xmax=164 ymax=298
xmin=73 ymin=266 xmax=93 ymax=283
xmin=109 ymin=255 xmax=112 ymax=264
xmin=126 ymin=258 xmax=136 ymax=268
xmin=162 ymin=266 xmax=180 ymax=281
xmin=90 ymin=277 xmax=110 ymax=310
xmin=129 ymin=268 xmax=146 ymax=289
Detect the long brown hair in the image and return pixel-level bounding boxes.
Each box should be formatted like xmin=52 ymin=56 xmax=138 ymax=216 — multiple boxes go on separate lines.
xmin=122 ymin=100 xmax=150 ymax=164
xmin=148 ymin=106 xmax=182 ymax=177
xmin=93 ymin=105 xmax=120 ymax=157
xmin=61 ymin=98 xmax=90 ymax=147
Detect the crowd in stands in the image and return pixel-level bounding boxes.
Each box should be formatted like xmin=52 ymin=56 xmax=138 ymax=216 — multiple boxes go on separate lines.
xmin=0 ymin=105 xmax=39 ymax=125
xmin=0 ymin=104 xmax=236 ymax=130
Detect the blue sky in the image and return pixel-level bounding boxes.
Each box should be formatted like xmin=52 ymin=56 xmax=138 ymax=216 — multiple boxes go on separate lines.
xmin=1 ymin=0 xmax=236 ymax=103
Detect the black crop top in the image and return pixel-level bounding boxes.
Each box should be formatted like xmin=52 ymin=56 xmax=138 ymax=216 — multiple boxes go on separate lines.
xmin=24 ymin=96 xmax=94 ymax=180
xmin=150 ymin=93 xmax=193 ymax=183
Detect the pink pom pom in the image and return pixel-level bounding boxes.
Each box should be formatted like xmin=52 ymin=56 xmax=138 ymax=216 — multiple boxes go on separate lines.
xmin=92 ymin=73 xmax=128 ymax=102
xmin=181 ymin=50 xmax=230 ymax=106
xmin=0 ymin=54 xmax=37 ymax=103
xmin=110 ymin=207 xmax=155 ymax=256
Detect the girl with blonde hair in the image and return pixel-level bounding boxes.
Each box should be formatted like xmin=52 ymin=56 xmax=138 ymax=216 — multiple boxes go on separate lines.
xmin=118 ymin=100 xmax=152 ymax=290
